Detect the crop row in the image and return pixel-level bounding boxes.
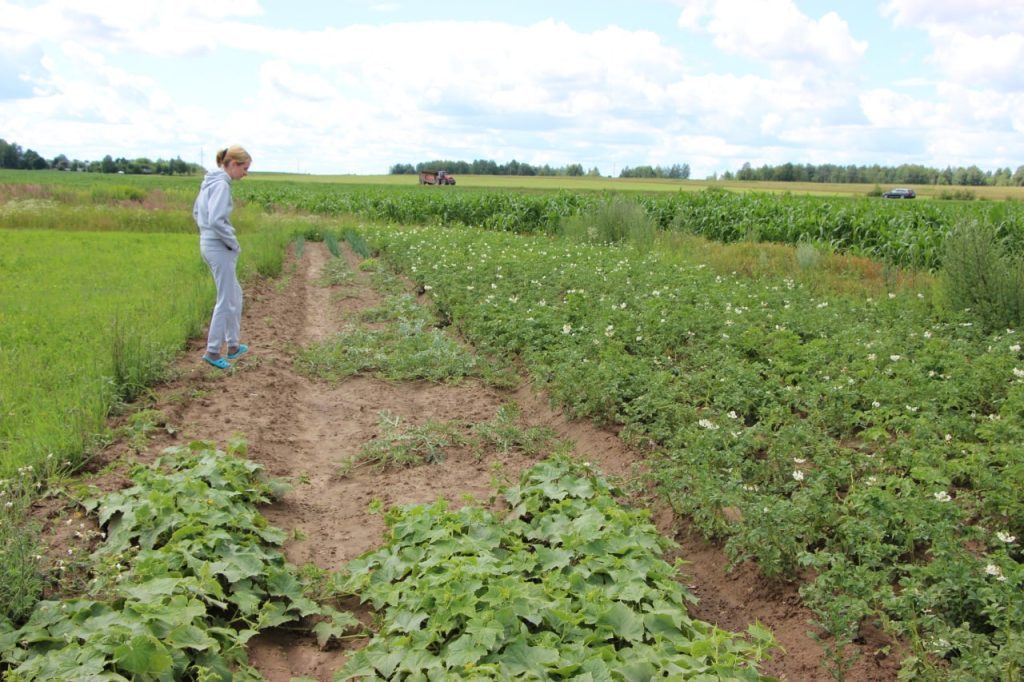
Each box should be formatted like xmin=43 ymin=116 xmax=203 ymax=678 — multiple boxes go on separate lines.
xmin=360 ymin=223 xmax=1023 ymax=680
xmin=239 ymin=181 xmax=1024 ymax=270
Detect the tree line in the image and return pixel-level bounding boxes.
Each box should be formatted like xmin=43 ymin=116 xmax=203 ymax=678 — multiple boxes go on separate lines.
xmin=0 ymin=138 xmax=202 ymax=175
xmin=722 ymin=161 xmax=1024 ymax=186
xmin=390 ymin=159 xmax=692 ymax=180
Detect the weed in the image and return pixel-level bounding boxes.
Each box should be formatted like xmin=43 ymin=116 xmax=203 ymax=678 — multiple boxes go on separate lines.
xmin=341 ymin=411 xmax=466 ymax=475
xmin=471 ymin=402 xmax=557 ymax=456
xmin=317 ymin=254 xmax=354 ymax=287
xmin=795 ymin=241 xmax=823 ymax=271
xmin=942 ymin=219 xmax=1024 ymax=331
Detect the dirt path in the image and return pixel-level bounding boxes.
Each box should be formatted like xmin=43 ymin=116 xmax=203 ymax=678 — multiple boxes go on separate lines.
xmin=86 ymin=242 xmax=899 ymax=681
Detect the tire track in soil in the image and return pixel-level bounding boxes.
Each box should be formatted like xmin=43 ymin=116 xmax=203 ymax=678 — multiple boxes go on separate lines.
xmin=94 ymin=241 xmax=899 ymax=682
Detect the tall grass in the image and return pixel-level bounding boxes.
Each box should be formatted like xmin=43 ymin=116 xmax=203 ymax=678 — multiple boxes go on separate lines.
xmin=0 ymin=231 xmax=212 ymax=476
xmin=560 ymin=199 xmax=657 ymax=250
xmin=942 ymin=220 xmax=1024 ymax=331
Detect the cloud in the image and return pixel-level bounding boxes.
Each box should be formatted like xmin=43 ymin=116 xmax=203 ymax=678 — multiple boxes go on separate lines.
xmin=0 ymin=1 xmax=264 ymax=57
xmin=882 ymin=0 xmax=1024 ymax=36
xmin=882 ymin=0 xmax=1024 ymax=89
xmin=677 ymin=0 xmax=866 ymax=69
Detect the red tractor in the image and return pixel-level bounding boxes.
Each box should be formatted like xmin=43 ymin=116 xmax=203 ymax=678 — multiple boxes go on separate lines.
xmin=418 ymin=170 xmax=456 ymax=186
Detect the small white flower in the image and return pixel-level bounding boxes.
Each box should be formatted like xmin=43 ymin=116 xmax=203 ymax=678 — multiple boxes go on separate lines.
xmin=792 ymin=470 xmax=805 ymax=481
xmin=423 ymin=284 xmax=432 ymax=291
xmin=890 ymin=355 xmax=901 ymax=362
xmin=1013 ymin=368 xmax=1024 ymax=379
xmin=985 ymin=564 xmax=1007 ymax=581
xmin=872 ymin=400 xmax=881 ymax=408
xmin=1011 ymin=344 xmax=1021 ymax=352
xmin=562 ymin=323 xmax=572 ymax=334
xmin=923 ymin=330 xmax=932 ymax=339
xmin=888 ymin=293 xmax=896 ymax=299
xmin=933 ymin=491 xmax=952 ymax=502
xmin=997 ymin=531 xmax=1017 ymax=544
xmin=945 ymin=434 xmax=953 ymax=441
xmin=605 ymin=325 xmax=615 ymax=337
xmin=793 ymin=458 xmax=806 ymax=464
xmin=698 ymin=418 xmax=718 ymax=430
xmin=867 ymin=353 xmax=877 ymax=361
xmin=727 ymin=411 xmax=739 ymax=420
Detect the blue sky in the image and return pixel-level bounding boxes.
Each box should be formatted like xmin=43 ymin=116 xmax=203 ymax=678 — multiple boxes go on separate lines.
xmin=1 ymin=1 xmax=1023 ymax=177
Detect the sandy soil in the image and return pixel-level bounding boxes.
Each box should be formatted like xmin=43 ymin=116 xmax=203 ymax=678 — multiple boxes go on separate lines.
xmin=48 ymin=241 xmax=901 ymax=681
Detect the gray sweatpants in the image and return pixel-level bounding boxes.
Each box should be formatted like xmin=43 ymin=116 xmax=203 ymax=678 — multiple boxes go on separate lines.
xmin=201 ymin=241 xmax=243 ymax=355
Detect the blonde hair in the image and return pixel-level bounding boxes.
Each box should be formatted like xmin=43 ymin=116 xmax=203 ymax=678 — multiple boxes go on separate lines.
xmin=216 ymin=145 xmax=251 ymax=168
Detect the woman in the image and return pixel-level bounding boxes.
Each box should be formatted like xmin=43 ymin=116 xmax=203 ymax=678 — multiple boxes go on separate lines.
xmin=193 ymin=145 xmax=251 ymax=369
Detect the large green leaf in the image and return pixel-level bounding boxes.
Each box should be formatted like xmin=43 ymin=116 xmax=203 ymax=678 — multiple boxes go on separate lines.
xmin=498 ymin=638 xmax=560 ymax=677
xmin=113 ymin=634 xmax=174 ymax=676
xmin=596 ymin=602 xmax=645 ymax=643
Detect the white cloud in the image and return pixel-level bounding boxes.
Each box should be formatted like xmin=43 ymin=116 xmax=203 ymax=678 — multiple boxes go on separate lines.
xmin=882 ymin=0 xmax=1024 ymax=89
xmin=882 ymin=0 xmax=1024 ymax=35
xmin=677 ymin=0 xmax=866 ymax=68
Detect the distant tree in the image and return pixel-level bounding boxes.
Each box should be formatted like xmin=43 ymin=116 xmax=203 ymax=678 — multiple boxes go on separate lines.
xmin=1013 ymin=165 xmax=1024 ymax=186
xmin=21 ymin=149 xmax=48 ymax=170
xmin=565 ymin=163 xmax=584 ymax=177
xmin=389 ymin=163 xmax=415 ymax=174
xmin=586 ymin=166 xmax=602 ymax=177
xmin=0 ymin=139 xmax=22 ymax=168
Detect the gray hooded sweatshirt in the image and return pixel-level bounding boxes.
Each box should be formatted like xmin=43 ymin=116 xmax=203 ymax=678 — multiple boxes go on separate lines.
xmin=193 ymin=169 xmax=241 ymax=252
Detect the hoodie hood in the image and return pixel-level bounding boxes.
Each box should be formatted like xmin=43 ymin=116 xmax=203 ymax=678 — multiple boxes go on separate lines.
xmin=200 ymin=168 xmax=230 ymax=191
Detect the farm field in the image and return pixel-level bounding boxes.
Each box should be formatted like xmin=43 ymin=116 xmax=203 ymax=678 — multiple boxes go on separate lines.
xmin=253 ymin=171 xmax=1024 ymax=201
xmin=1 ymin=170 xmax=1022 ymax=680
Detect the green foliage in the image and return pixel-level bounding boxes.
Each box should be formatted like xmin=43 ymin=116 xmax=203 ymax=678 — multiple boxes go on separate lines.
xmin=941 ymin=220 xmax=1024 ymax=331
xmin=324 ymin=230 xmax=341 ymax=257
xmin=362 ymin=222 xmax=1024 ymax=678
xmin=0 ymin=443 xmax=360 ymax=680
xmin=358 ymin=294 xmax=435 ymax=325
xmin=470 ymin=402 xmax=556 ymax=456
xmin=89 ymin=184 xmax=148 ymax=203
xmin=336 ymin=455 xmax=777 ymax=680
xmin=295 ymin=319 xmax=513 ymax=386
xmin=561 ymin=199 xmax=657 ymax=250
xmin=343 ymin=228 xmax=372 ymax=258
xmin=340 ymin=402 xmax=558 ymax=476
xmin=318 ymin=253 xmax=354 ymax=287
xmin=341 ymin=411 xmax=467 ymax=475
xmin=0 ymin=230 xmax=212 ymax=477
xmin=234 ymin=180 xmax=1024 ymax=269
xmin=0 ymin=468 xmax=46 ymax=626
xmin=795 ymin=241 xmax=823 ymax=271
xmin=937 ymin=188 xmax=977 ymax=201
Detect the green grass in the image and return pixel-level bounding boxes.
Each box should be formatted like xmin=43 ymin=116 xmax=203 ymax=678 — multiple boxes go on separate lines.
xmin=0 ymin=230 xmax=212 ymax=476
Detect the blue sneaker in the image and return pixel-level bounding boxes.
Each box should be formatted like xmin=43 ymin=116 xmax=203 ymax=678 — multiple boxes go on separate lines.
xmin=227 ymin=344 xmax=249 ymax=360
xmin=203 ymin=355 xmax=231 ymax=370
